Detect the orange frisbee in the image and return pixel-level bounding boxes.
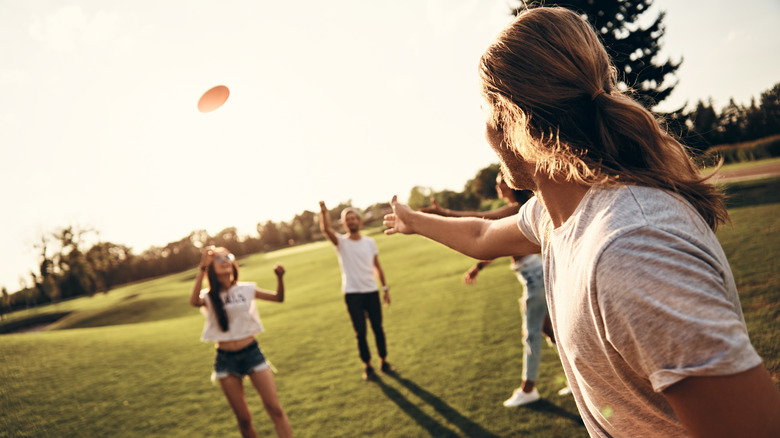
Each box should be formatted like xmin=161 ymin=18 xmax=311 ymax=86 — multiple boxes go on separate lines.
xmin=197 ymin=85 xmax=230 ymax=113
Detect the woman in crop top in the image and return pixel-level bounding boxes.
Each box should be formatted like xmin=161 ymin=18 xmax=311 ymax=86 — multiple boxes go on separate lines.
xmin=189 ymin=246 xmax=293 ymax=438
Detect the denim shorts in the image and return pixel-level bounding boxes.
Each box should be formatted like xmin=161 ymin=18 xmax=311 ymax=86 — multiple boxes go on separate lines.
xmin=212 ymin=340 xmax=269 ymax=381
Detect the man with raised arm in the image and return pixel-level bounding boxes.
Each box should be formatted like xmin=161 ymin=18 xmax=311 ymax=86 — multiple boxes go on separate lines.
xmin=384 ymin=7 xmax=780 ymax=438
xmin=319 ymin=201 xmax=393 ymax=381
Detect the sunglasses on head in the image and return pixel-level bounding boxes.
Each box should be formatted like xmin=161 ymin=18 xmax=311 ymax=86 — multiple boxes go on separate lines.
xmin=214 ymin=253 xmax=235 ymax=263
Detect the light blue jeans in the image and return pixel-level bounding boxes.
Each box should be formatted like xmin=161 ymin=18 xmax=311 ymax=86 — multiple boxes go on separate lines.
xmin=511 ymin=255 xmax=548 ymax=382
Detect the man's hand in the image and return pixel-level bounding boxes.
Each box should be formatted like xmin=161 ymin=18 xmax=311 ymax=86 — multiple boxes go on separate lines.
xmin=383 ymin=288 xmax=391 ymax=306
xmin=319 ymin=201 xmax=328 ymax=213
xmin=273 ymin=264 xmax=285 ymax=277
xmin=418 ymin=198 xmax=446 ymax=215
xmin=384 ymin=195 xmax=416 ymax=235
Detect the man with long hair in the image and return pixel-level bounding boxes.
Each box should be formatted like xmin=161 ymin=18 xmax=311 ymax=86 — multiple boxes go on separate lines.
xmin=384 ymin=7 xmax=780 ymax=437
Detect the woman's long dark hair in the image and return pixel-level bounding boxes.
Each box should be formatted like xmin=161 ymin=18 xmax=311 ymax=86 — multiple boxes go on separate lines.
xmin=206 ymin=254 xmax=239 ymax=332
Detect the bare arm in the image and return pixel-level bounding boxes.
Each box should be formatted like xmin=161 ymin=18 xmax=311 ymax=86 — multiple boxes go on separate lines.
xmin=255 ymin=264 xmax=286 ymax=303
xmin=373 ymin=255 xmax=390 ymax=306
xmin=384 ymin=195 xmax=540 ymax=260
xmin=189 ymin=246 xmax=215 ymax=307
xmin=662 ymin=364 xmax=780 ymax=437
xmin=420 ymin=199 xmax=521 ymax=220
xmin=319 ymin=201 xmax=339 ymax=246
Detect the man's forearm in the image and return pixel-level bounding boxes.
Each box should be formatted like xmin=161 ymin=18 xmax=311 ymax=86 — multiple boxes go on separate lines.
xmin=404 ymin=212 xmax=537 ymax=260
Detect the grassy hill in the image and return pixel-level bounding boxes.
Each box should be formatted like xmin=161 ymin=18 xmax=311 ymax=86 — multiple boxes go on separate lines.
xmin=1 ymin=176 xmax=778 ymax=437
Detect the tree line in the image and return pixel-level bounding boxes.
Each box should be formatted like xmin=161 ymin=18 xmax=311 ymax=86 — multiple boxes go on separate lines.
xmin=0 ymin=202 xmax=380 ymax=315
xmin=669 ymin=83 xmax=780 ymax=153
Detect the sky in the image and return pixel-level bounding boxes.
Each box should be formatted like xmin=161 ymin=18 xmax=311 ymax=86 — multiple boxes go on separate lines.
xmin=1 ymin=0 xmax=778 ymax=292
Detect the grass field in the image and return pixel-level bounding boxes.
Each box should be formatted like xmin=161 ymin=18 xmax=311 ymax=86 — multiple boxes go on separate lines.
xmin=1 ymin=175 xmax=778 ymax=437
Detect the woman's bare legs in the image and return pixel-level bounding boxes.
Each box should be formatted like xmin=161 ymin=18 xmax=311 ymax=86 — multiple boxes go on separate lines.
xmin=248 ymin=368 xmax=293 ymax=438
xmin=219 ymin=375 xmax=258 ymax=438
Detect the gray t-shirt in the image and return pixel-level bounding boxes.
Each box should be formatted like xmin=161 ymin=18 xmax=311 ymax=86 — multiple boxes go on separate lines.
xmin=517 ymin=185 xmax=761 ymax=437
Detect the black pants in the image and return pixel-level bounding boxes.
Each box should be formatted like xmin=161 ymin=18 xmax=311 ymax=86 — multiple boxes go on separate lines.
xmin=345 ymin=291 xmax=387 ymax=364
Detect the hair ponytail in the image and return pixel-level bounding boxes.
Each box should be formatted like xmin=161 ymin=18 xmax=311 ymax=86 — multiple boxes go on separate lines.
xmin=206 ymin=259 xmax=239 ymax=332
xmin=479 ymin=7 xmax=728 ymax=230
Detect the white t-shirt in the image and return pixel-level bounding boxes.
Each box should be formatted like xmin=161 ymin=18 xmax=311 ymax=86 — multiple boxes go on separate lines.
xmin=335 ymin=233 xmax=379 ymax=293
xmin=517 ymin=184 xmax=761 ymax=437
xmin=200 ymin=282 xmax=264 ymax=342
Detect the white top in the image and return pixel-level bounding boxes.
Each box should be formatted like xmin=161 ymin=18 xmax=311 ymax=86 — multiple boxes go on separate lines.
xmin=200 ymin=282 xmax=264 ymax=342
xmin=517 ymin=184 xmax=761 ymax=437
xmin=335 ymin=233 xmax=379 ymax=293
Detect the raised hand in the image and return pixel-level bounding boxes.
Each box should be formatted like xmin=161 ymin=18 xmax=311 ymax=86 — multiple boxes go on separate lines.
xmin=200 ymin=245 xmax=216 ymax=268
xmin=274 ymin=264 xmax=285 ymax=277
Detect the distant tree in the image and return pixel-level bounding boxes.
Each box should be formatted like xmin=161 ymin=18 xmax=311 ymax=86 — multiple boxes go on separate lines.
xmin=408 ymin=186 xmax=433 ymax=210
xmin=743 ymin=98 xmax=764 ymax=141
xmin=759 ymin=83 xmax=780 ymax=137
xmin=515 ymin=0 xmax=681 ymax=108
xmin=277 ymin=222 xmax=296 ymax=246
xmin=258 ymin=221 xmax=282 ymax=250
xmin=464 ymin=163 xmax=500 ymax=200
xmin=718 ymin=99 xmax=745 ymax=144
xmin=86 ymin=242 xmax=135 ymax=293
xmin=292 ymin=210 xmax=317 ymax=242
xmin=213 ymin=227 xmax=242 ymax=255
xmin=432 ymin=189 xmax=480 ymax=211
xmin=0 ymin=286 xmax=7 ymax=320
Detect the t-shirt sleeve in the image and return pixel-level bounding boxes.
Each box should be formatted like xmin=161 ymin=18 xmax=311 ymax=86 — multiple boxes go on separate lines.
xmin=516 ymin=197 xmax=544 ymax=246
xmin=595 ymin=226 xmax=761 ymax=392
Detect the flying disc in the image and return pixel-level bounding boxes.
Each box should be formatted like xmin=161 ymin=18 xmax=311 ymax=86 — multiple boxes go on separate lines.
xmin=197 ymin=85 xmax=230 ymax=113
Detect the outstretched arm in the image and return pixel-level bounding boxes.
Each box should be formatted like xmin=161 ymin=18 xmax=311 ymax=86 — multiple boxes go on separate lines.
xmin=189 ymin=246 xmax=214 ymax=307
xmin=255 ymin=264 xmax=286 ymax=303
xmin=662 ymin=364 xmax=780 ymax=437
xmin=319 ymin=201 xmax=339 ymax=246
xmin=420 ymin=199 xmax=521 ymax=220
xmin=384 ymin=195 xmax=539 ymax=260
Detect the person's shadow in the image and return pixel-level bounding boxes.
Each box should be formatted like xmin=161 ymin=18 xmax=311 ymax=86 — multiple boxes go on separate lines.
xmin=374 ymin=371 xmax=585 ymax=436
xmin=374 ymin=372 xmax=500 ymax=437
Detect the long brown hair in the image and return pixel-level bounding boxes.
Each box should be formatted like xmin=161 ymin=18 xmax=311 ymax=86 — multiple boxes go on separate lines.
xmin=206 ymin=248 xmax=239 ymax=332
xmin=479 ymin=7 xmax=728 ymax=230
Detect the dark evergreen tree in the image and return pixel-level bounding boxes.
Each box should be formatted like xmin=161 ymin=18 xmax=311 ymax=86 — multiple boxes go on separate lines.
xmin=515 ymin=0 xmax=681 ymax=108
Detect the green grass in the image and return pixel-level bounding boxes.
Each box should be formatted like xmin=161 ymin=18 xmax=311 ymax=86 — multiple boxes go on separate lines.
xmin=1 ymin=178 xmax=779 ymax=437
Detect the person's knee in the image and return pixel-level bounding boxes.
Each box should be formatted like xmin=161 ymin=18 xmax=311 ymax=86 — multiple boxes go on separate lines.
xmin=263 ymin=401 xmax=285 ymax=419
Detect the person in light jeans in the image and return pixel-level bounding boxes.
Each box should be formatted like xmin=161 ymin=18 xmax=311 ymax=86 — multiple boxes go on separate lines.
xmin=423 ymin=172 xmax=568 ymax=406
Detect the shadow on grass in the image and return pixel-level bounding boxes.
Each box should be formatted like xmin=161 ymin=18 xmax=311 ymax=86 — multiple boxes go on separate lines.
xmin=524 ymin=399 xmax=585 ymax=427
xmin=374 ymin=372 xmax=501 ymax=438
xmin=721 ymin=176 xmax=780 ymax=209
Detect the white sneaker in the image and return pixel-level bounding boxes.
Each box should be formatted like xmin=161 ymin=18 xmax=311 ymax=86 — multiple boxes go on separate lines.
xmin=503 ymin=388 xmax=540 ymax=407
xmin=558 ymin=386 xmax=572 ymax=396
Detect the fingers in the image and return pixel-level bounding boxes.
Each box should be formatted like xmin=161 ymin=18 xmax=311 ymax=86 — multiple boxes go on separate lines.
xmin=383 ymin=213 xmax=397 ymax=235
xmin=274 ymin=264 xmax=285 ymax=275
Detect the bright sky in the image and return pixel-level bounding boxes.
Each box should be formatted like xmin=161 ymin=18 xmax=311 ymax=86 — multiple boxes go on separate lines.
xmin=1 ymin=0 xmax=778 ymax=292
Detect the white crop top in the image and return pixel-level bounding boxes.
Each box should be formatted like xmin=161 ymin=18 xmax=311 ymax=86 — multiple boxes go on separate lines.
xmin=200 ymin=282 xmax=264 ymax=342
